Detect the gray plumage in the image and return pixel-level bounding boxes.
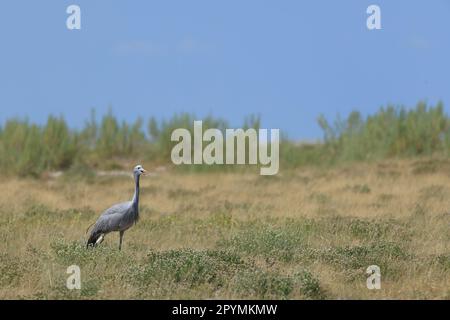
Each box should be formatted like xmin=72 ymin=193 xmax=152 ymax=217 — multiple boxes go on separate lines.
xmin=86 ymin=165 xmax=147 ymax=250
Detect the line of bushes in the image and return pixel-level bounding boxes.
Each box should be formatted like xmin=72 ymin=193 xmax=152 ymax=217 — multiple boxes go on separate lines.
xmin=282 ymin=101 xmax=450 ymax=167
xmin=0 ymin=109 xmax=261 ymax=176
xmin=0 ymin=101 xmax=449 ymax=176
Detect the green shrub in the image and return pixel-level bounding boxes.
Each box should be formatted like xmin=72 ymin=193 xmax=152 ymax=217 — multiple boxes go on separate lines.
xmin=0 ymin=253 xmax=25 ymax=286
xmin=234 ymin=269 xmax=325 ymax=299
xmin=218 ymin=221 xmax=312 ymax=262
xmin=128 ymin=249 xmax=245 ymax=289
xmin=318 ymin=241 xmax=412 ymax=281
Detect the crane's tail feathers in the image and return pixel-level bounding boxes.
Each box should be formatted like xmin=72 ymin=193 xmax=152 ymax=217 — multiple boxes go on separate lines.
xmin=86 ymin=232 xmax=104 ymax=248
xmin=85 ymin=222 xmax=95 ymax=235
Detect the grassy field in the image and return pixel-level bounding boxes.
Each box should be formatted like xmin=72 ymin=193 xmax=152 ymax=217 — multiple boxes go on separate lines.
xmin=0 ymin=159 xmax=449 ymax=299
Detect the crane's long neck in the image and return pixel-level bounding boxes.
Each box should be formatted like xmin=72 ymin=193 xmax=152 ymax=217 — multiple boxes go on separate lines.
xmin=132 ymin=174 xmax=140 ymax=211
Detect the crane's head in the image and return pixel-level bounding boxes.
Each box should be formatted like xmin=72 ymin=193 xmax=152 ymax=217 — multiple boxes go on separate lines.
xmin=133 ymin=164 xmax=147 ymax=177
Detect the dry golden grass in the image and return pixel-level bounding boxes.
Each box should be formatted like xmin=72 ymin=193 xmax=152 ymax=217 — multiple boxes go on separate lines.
xmin=0 ymin=159 xmax=449 ymax=299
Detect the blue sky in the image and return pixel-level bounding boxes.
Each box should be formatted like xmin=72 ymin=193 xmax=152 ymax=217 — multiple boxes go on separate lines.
xmin=0 ymin=1 xmax=449 ymax=140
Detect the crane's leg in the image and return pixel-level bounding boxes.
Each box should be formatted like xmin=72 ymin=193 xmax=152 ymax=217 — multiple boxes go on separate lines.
xmin=119 ymin=231 xmax=124 ymax=251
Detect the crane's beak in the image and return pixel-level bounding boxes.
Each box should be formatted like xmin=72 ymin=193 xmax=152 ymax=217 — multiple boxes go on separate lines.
xmin=141 ymin=169 xmax=148 ymax=176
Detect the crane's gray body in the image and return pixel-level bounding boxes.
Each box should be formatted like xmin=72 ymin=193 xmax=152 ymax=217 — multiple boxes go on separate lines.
xmin=86 ymin=165 xmax=146 ymax=250
xmin=93 ymin=201 xmax=138 ymax=233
